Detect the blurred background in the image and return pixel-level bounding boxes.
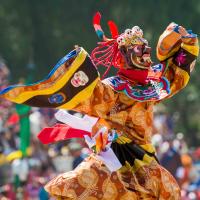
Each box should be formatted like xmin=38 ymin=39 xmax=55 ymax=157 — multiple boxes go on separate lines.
xmin=0 ymin=0 xmax=200 ymax=199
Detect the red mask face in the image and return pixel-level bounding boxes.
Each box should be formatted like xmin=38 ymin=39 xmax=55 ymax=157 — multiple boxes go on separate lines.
xmin=119 ymin=43 xmax=153 ymax=69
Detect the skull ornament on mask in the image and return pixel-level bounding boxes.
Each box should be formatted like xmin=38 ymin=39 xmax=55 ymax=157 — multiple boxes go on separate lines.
xmin=132 ymin=26 xmax=143 ymax=37
xmin=71 ymin=71 xmax=89 ymax=87
xmin=124 ymin=29 xmax=133 ymax=39
xmin=117 ymin=36 xmax=126 ymax=46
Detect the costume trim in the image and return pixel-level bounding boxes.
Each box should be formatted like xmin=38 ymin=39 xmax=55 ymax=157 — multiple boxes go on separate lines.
xmin=111 ymin=142 xmax=157 ymax=173
xmin=182 ymin=43 xmax=199 ymax=56
xmin=103 ymin=76 xmax=170 ymax=102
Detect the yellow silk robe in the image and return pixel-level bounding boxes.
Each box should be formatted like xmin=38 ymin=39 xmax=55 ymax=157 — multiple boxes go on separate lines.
xmin=45 ymin=29 xmax=199 ymax=200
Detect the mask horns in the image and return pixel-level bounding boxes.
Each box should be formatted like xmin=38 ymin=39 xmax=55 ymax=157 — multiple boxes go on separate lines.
xmin=93 ymin=12 xmax=119 ymax=41
xmin=108 ymin=20 xmax=119 ymax=39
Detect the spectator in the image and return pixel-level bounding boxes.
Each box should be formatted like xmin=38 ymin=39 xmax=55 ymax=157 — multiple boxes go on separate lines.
xmin=160 ymin=137 xmax=182 ymax=179
xmin=68 ymin=142 xmax=85 ymax=169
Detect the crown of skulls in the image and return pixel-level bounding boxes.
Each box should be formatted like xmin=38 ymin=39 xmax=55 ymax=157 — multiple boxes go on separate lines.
xmin=116 ymin=26 xmax=148 ymax=48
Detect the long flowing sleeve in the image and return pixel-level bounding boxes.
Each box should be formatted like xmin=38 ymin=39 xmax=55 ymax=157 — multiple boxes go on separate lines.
xmin=156 ymin=23 xmax=199 ymax=98
xmin=0 ymin=47 xmax=100 ymax=109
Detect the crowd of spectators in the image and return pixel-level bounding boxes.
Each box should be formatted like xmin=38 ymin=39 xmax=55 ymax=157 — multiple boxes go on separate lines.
xmin=0 ymin=61 xmax=89 ymax=199
xmin=0 ymin=61 xmax=200 ymax=199
xmin=153 ymin=110 xmax=200 ymax=199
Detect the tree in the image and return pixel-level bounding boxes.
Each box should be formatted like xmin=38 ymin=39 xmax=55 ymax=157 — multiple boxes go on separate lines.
xmin=0 ymin=0 xmax=199 ymax=145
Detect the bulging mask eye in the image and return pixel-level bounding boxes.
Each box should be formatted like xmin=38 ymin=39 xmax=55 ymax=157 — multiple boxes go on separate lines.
xmin=143 ymin=45 xmax=151 ymax=54
xmin=141 ymin=38 xmax=148 ymax=45
xmin=124 ymin=29 xmax=133 ymax=38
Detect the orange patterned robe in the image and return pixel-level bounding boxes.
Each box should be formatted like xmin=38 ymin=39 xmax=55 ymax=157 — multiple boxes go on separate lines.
xmin=45 ymin=28 xmax=199 ymax=200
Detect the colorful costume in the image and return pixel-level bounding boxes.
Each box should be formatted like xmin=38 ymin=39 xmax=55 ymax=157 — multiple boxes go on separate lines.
xmin=0 ymin=12 xmax=199 ymax=199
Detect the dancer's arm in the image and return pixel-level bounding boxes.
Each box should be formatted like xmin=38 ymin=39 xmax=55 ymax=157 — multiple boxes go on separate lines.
xmin=157 ymin=23 xmax=199 ymax=98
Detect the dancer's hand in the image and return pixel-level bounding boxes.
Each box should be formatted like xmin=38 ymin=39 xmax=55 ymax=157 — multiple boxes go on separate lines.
xmin=178 ymin=26 xmax=190 ymax=37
